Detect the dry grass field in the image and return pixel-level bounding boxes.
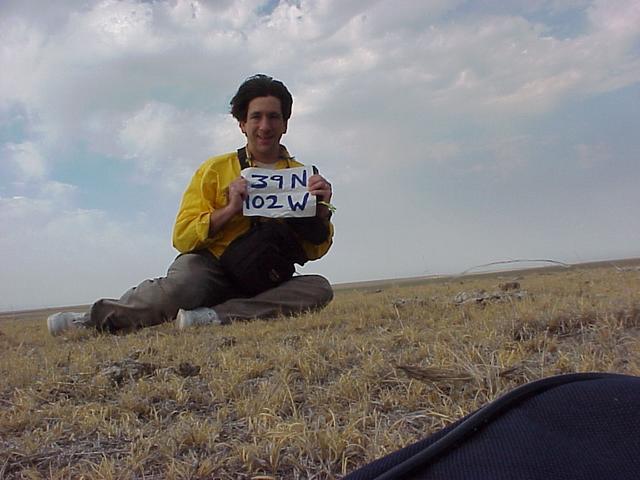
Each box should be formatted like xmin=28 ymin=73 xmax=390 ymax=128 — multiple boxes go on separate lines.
xmin=1 ymin=260 xmax=640 ymax=479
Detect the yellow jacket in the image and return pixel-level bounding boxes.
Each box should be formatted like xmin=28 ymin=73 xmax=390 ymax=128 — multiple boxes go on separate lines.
xmin=172 ymin=148 xmax=334 ymax=261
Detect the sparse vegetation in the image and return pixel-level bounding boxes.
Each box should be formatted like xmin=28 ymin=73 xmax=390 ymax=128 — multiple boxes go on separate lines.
xmin=1 ymin=261 xmax=639 ymax=479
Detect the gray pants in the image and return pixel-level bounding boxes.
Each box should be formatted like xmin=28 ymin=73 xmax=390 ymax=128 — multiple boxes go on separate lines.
xmin=86 ymin=250 xmax=333 ymax=332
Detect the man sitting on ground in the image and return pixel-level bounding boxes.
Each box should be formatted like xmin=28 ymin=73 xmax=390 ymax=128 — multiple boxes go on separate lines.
xmin=48 ymin=74 xmax=334 ymax=335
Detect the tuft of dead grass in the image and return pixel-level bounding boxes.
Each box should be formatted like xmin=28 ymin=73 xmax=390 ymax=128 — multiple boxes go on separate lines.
xmin=1 ymin=261 xmax=639 ymax=478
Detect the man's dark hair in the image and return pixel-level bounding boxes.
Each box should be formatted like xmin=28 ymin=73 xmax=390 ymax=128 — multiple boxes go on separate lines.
xmin=230 ymin=74 xmax=293 ymax=122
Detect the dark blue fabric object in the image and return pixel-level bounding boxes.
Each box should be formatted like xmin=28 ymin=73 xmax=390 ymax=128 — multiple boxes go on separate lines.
xmin=344 ymin=373 xmax=640 ymax=480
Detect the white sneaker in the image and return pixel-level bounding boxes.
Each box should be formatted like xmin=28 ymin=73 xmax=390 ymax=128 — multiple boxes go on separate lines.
xmin=176 ymin=307 xmax=221 ymax=330
xmin=47 ymin=312 xmax=88 ymax=336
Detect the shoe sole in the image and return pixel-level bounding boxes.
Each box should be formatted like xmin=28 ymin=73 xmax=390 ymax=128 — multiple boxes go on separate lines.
xmin=47 ymin=314 xmax=68 ymax=336
xmin=176 ymin=310 xmax=189 ymax=330
xmin=47 ymin=316 xmax=57 ymax=335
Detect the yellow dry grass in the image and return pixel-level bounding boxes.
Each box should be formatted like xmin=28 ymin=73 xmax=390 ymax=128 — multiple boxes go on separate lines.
xmin=1 ymin=261 xmax=639 ymax=479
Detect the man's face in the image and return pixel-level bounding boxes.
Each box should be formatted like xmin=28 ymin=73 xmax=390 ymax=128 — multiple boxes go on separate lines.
xmin=239 ymin=96 xmax=288 ymax=162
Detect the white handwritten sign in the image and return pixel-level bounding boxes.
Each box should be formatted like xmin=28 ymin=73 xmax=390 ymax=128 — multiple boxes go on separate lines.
xmin=242 ymin=166 xmax=316 ymax=218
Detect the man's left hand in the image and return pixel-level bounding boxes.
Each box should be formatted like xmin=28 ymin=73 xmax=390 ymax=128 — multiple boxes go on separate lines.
xmin=308 ymin=174 xmax=332 ymax=203
xmin=308 ymin=174 xmax=333 ymax=220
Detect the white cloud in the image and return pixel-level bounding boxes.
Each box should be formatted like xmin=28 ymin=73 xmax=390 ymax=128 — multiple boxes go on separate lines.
xmin=0 ymin=192 xmax=173 ymax=310
xmin=296 ymin=1 xmax=639 ymax=122
xmin=1 ymin=0 xmax=250 ymax=150
xmin=114 ymin=101 xmax=240 ymax=190
xmin=0 ymin=18 xmax=45 ymax=106
xmin=73 ymin=0 xmax=156 ymax=51
xmin=3 ymin=0 xmax=639 ymax=176
xmin=3 ymin=142 xmax=47 ymax=180
xmin=588 ymin=0 xmax=640 ymax=36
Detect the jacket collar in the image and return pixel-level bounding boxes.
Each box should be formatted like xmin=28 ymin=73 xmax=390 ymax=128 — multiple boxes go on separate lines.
xmin=245 ymin=144 xmax=293 ymax=166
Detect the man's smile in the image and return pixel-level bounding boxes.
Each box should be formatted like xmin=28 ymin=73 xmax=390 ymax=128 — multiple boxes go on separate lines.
xmin=240 ymin=95 xmax=288 ymax=163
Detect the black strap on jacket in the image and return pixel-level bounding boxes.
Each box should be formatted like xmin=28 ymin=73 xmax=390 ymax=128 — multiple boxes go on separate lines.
xmin=236 ymin=147 xmax=257 ymax=228
xmin=237 ymin=147 xmax=249 ymax=170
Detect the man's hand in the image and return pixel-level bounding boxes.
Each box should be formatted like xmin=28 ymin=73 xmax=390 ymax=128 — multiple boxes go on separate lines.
xmin=226 ymin=177 xmax=249 ymax=215
xmin=308 ymin=174 xmax=333 ymax=220
xmin=308 ymin=174 xmax=332 ymax=203
xmin=209 ymin=177 xmax=248 ymax=237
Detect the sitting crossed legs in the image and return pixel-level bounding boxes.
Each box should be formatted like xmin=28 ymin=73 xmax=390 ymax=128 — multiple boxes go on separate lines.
xmin=48 ymin=250 xmax=333 ymax=335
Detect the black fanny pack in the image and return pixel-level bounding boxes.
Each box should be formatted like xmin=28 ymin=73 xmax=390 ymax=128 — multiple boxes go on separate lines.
xmin=220 ymin=220 xmax=307 ymax=296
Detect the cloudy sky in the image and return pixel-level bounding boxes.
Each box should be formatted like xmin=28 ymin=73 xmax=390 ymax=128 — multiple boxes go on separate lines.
xmin=1 ymin=0 xmax=639 ymax=311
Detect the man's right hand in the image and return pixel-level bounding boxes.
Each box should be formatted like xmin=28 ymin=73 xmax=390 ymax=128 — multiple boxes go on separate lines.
xmin=209 ymin=177 xmax=248 ymax=237
xmin=226 ymin=177 xmax=249 ymax=214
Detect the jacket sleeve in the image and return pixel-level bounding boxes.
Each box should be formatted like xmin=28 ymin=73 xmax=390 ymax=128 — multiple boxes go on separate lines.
xmin=172 ymin=164 xmax=219 ymax=253
xmin=286 ymin=216 xmax=331 ymax=245
xmin=301 ymin=219 xmax=334 ymax=261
